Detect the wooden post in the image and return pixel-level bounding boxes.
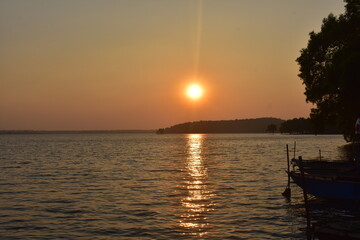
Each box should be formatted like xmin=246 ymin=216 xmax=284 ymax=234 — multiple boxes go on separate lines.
xmin=298 ymin=156 xmax=312 ymax=240
xmin=282 ymin=144 xmax=291 ymax=198
xmin=287 ymin=144 xmax=290 ymax=187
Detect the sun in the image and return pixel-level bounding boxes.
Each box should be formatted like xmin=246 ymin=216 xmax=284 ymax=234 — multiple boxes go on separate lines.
xmin=186 ymin=83 xmax=203 ymax=100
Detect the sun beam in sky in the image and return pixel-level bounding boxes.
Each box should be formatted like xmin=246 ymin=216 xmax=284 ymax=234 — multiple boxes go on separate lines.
xmin=186 ymin=83 xmax=204 ymax=100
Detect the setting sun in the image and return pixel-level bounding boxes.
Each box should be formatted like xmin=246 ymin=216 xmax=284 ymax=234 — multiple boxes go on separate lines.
xmin=186 ymin=83 xmax=203 ymax=100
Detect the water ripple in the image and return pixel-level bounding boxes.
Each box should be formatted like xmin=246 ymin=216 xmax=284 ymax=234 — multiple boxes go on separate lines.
xmin=0 ymin=133 xmax=348 ymax=239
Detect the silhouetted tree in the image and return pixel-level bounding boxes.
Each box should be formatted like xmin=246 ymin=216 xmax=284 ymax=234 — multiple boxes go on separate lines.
xmin=156 ymin=128 xmax=165 ymax=134
xmin=296 ymin=0 xmax=360 ymax=141
xmin=266 ymin=124 xmax=277 ymax=133
xmin=280 ymin=118 xmax=313 ymax=134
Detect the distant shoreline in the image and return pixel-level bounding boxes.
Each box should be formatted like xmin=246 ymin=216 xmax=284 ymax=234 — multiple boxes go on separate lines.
xmin=0 ymin=130 xmax=341 ymax=136
xmin=157 ymin=117 xmax=284 ymax=134
xmin=0 ymin=130 xmax=156 ymax=135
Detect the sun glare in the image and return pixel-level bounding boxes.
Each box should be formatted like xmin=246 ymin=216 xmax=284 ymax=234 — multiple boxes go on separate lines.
xmin=186 ymin=84 xmax=203 ymax=100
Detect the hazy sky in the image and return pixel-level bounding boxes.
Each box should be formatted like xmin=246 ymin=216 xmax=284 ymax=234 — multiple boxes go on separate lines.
xmin=0 ymin=0 xmax=345 ymax=130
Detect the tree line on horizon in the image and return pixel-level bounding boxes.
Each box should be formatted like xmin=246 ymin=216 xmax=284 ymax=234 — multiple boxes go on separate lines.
xmin=157 ymin=117 xmax=339 ymax=134
xmin=267 ymin=118 xmax=339 ymax=134
xmin=157 ymin=118 xmax=284 ymax=134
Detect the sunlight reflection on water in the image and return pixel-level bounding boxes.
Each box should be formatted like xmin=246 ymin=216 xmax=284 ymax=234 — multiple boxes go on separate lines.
xmin=179 ymin=134 xmax=215 ymax=237
xmin=0 ymin=133 xmax=351 ymax=239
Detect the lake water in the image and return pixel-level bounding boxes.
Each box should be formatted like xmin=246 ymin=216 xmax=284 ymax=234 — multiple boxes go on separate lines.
xmin=0 ymin=133 xmax=353 ymax=239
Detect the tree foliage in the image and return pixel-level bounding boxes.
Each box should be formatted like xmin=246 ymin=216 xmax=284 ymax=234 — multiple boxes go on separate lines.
xmin=296 ymin=0 xmax=360 ymax=141
xmin=280 ymin=118 xmax=313 ymax=134
xmin=266 ymin=124 xmax=277 ymax=133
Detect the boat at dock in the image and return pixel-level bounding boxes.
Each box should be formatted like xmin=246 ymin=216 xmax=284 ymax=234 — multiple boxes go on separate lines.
xmin=289 ymin=167 xmax=360 ymax=201
xmin=287 ymin=139 xmax=360 ymax=201
xmin=288 ymin=151 xmax=360 ymax=201
xmin=284 ymin=118 xmax=360 ymax=239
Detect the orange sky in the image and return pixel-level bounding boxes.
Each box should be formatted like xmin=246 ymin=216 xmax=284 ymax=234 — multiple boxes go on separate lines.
xmin=0 ymin=0 xmax=345 ymax=130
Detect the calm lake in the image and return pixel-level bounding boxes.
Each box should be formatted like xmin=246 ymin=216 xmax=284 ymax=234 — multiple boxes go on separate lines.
xmin=0 ymin=133 xmax=354 ymax=239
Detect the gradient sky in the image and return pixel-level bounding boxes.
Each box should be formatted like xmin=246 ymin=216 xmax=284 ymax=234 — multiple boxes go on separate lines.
xmin=0 ymin=0 xmax=345 ymax=130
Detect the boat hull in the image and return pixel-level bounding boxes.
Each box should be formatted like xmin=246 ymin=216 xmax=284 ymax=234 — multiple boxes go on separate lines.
xmin=290 ymin=172 xmax=360 ymax=201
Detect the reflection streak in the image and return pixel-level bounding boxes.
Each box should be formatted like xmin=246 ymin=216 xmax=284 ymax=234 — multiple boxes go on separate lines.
xmin=179 ymin=134 xmax=215 ymax=237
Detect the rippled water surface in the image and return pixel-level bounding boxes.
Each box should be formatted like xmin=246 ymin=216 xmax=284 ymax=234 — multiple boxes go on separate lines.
xmin=0 ymin=133 xmax=350 ymax=239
